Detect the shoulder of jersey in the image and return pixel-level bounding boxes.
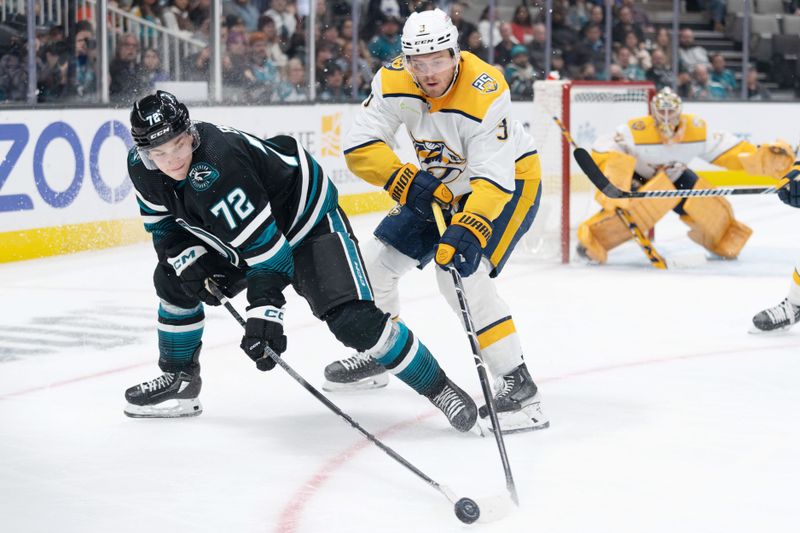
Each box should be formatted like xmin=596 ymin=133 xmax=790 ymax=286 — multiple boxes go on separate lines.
xmin=379 ymin=55 xmax=424 ymax=98
xmin=625 ymin=115 xmax=660 ymax=144
xmin=447 ymin=51 xmax=508 ymax=122
xmin=679 ymin=114 xmax=707 ymax=142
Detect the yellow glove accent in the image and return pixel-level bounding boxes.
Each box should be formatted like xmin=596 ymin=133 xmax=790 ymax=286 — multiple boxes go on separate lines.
xmin=434 ymin=212 xmax=493 ymax=267
xmin=738 ymin=141 xmax=795 ymax=179
xmin=385 ymin=163 xmax=454 ymax=205
xmin=435 ymin=243 xmax=458 ymax=266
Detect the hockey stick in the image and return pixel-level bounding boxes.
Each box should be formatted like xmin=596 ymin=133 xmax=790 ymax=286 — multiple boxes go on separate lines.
xmin=549 ymin=115 xmax=669 ymax=269
xmin=204 ymin=279 xmax=502 ymax=525
xmin=431 ymin=203 xmax=519 ymax=506
xmin=573 ymin=147 xmax=791 ymax=199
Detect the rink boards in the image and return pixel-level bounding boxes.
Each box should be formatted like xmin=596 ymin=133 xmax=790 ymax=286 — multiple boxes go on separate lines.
xmin=0 ymin=101 xmax=797 ymax=263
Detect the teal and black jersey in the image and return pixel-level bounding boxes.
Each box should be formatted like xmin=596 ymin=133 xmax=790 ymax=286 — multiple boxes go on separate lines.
xmin=128 ymin=123 xmax=339 ymax=284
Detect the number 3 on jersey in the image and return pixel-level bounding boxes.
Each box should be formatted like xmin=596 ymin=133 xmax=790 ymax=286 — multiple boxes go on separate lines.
xmin=496 ymin=118 xmax=508 ymax=141
xmin=210 ymin=187 xmax=255 ymax=230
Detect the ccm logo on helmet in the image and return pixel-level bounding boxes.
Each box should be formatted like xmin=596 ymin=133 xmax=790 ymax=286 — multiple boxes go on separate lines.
xmin=149 ymin=127 xmax=171 ymax=140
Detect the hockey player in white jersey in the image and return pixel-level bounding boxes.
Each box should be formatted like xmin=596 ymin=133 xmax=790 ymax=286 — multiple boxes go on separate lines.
xmin=752 ymin=160 xmax=800 ymax=332
xmin=578 ymin=87 xmax=794 ymax=264
xmin=323 ymin=9 xmax=548 ymax=433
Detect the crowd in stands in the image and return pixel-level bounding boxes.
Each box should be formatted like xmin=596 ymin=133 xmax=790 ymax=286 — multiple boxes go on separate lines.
xmin=0 ymin=0 xmax=788 ymax=105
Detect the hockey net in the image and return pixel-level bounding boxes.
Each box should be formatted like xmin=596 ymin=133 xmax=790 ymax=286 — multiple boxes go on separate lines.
xmin=520 ymin=80 xmax=655 ymax=263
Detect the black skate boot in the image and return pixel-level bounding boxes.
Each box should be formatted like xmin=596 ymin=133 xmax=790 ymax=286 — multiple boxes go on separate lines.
xmin=478 ymin=363 xmax=549 ymax=434
xmin=322 ymin=352 xmax=389 ymax=392
xmin=124 ymin=349 xmax=203 ymax=418
xmin=426 ymin=377 xmax=478 ymax=432
xmin=751 ymin=298 xmax=800 ymax=332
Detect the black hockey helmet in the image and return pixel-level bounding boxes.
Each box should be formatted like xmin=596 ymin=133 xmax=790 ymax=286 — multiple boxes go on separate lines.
xmin=130 ymin=90 xmax=191 ymax=149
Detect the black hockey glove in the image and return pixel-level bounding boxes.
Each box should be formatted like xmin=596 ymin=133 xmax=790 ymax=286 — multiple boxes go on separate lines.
xmin=384 ymin=163 xmax=454 ymax=221
xmin=240 ymin=305 xmax=287 ymax=371
xmin=169 ymin=246 xmax=244 ymax=306
xmin=778 ymin=171 xmax=800 ymax=209
xmin=435 ymin=211 xmax=492 ymax=278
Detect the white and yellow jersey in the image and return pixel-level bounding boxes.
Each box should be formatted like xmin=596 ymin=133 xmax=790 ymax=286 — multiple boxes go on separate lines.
xmin=592 ymin=114 xmax=756 ymax=181
xmin=344 ymin=51 xmax=539 ymax=221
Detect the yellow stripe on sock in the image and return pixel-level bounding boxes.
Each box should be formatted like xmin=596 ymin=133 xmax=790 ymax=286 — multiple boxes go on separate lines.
xmin=477 ymin=318 xmax=517 ymax=349
xmin=793 ymin=269 xmax=800 ymax=286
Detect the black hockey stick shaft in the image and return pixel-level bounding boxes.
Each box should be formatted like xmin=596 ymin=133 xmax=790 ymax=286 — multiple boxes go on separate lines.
xmin=573 ymin=147 xmax=790 ymax=199
xmin=203 ymin=280 xmax=461 ymax=506
xmin=549 ymin=116 xmax=668 ymax=269
xmin=432 ymin=204 xmax=519 ymax=506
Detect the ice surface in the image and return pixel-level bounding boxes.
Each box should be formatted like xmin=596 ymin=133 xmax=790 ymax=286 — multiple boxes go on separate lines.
xmin=1 ymin=197 xmax=798 ymax=533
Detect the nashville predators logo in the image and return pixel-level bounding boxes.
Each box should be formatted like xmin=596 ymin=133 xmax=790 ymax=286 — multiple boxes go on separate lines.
xmin=471 ymin=73 xmax=498 ymax=94
xmin=412 ymin=138 xmax=466 ymax=184
xmin=387 ymin=56 xmax=405 ymax=71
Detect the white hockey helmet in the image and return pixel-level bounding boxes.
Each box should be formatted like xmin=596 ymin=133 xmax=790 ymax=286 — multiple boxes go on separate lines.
xmin=650 ymin=87 xmax=682 ymax=139
xmin=401 ymin=8 xmax=460 ymax=57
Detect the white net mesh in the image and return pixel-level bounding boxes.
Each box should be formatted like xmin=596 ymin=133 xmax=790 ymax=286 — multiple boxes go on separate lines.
xmin=520 ymin=80 xmax=654 ymax=263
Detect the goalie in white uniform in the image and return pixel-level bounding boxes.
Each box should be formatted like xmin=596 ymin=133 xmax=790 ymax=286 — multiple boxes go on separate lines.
xmin=577 ymin=87 xmax=794 ymax=264
xmin=752 ymin=159 xmax=800 ymax=332
xmin=323 ymin=9 xmax=548 ymax=433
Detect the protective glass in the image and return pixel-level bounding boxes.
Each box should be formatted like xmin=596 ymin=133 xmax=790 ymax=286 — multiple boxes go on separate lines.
xmin=137 ymin=125 xmax=200 ymax=171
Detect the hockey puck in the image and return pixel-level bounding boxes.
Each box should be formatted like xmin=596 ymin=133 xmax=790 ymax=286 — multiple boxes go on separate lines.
xmin=454 ymin=497 xmax=480 ymax=524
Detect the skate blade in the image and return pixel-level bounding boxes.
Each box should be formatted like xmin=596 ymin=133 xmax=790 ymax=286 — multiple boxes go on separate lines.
xmin=124 ymin=398 xmax=202 ymax=418
xmin=321 ymin=372 xmax=389 ymax=392
xmin=747 ymin=323 xmax=793 ymax=335
xmin=483 ymin=404 xmax=550 ymax=435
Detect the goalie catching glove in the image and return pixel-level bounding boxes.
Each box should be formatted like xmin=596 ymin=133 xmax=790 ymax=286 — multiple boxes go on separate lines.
xmin=168 ymin=245 xmax=244 ymax=306
xmin=241 ymin=304 xmax=287 ymax=371
xmin=385 ymin=163 xmax=454 ymax=221
xmin=738 ymin=141 xmax=795 ymax=179
xmin=435 ymin=211 xmax=493 ymax=277
xmin=778 ymin=168 xmax=800 ymax=208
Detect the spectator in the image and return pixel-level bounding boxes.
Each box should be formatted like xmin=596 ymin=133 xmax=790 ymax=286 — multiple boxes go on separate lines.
xmin=612 ymin=6 xmax=644 ymax=45
xmin=368 ymin=15 xmax=402 ymax=64
xmin=450 ymin=2 xmax=477 ymax=49
xmin=363 ymin=0 xmax=411 ymax=41
xmin=463 ymin=29 xmax=488 ymax=62
xmin=624 ymin=32 xmax=651 ymax=71
xmin=477 ymin=6 xmax=501 ymax=48
xmin=272 ymin=57 xmax=309 ymax=102
xmin=504 ymin=44 xmax=535 ymax=99
xmin=67 ymin=23 xmax=97 ymax=101
xmin=621 ymin=0 xmax=654 ymax=33
xmin=699 ymin=0 xmax=727 ymax=33
xmin=493 ymin=22 xmax=519 ymax=67
xmin=315 ymin=41 xmax=339 ymax=93
xmin=550 ymin=8 xmax=578 ymax=54
xmin=224 ymin=31 xmax=251 ymax=92
xmin=578 ymin=62 xmax=598 ymax=81
xmin=511 ymin=5 xmax=535 ymax=45
xmin=566 ymin=0 xmax=590 ymax=33
xmin=676 ymin=71 xmax=692 ymax=98
xmin=550 ymin=49 xmax=568 ymax=80
xmin=678 ymin=28 xmax=709 ymax=73
xmin=110 ymin=33 xmax=148 ymax=103
xmin=162 ymin=0 xmax=194 ymax=34
xmin=189 ymin=0 xmax=211 ymax=31
xmin=130 ymin=0 xmax=164 ymax=39
xmin=264 ymin=0 xmax=297 ymax=48
xmin=746 ymin=67 xmax=771 ymax=100
xmin=38 ymin=41 xmax=69 ymax=102
xmin=646 ymin=48 xmax=676 ymax=90
xmin=142 ymin=47 xmax=169 ymax=89
xmin=223 ymin=0 xmax=260 ymax=32
xmin=581 ymin=5 xmax=604 ymax=37
xmin=570 ymin=22 xmax=605 ymax=75
xmin=689 ymin=64 xmax=727 ymax=100
xmin=319 ymin=61 xmax=349 ymax=102
xmin=337 ymin=17 xmax=373 ymax=73
xmin=653 ymin=27 xmax=672 ymax=65
xmin=335 ymin=40 xmax=374 ymax=92
xmin=710 ymin=53 xmax=736 ymax=95
xmin=607 ymin=63 xmax=625 ymax=81
xmin=528 ymin=23 xmax=547 ymax=78
xmin=615 ymin=46 xmax=645 ymax=81
xmin=245 ymin=31 xmax=281 ymax=102
xmin=256 ymin=16 xmax=288 ymax=72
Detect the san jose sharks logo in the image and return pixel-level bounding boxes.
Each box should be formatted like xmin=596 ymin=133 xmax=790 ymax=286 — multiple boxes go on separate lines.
xmin=412 ymin=137 xmax=466 ymax=184
xmin=187 ymin=162 xmax=220 ymax=192
xmin=128 ymin=148 xmax=142 ymax=166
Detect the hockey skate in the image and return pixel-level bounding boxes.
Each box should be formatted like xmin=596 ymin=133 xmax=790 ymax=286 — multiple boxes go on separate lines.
xmin=124 ymin=363 xmax=202 ymax=418
xmin=751 ymin=298 xmax=800 ymax=333
xmin=322 ymin=351 xmax=389 ymax=392
xmin=478 ymin=364 xmax=549 ymax=434
xmin=426 ymin=377 xmax=478 ymax=432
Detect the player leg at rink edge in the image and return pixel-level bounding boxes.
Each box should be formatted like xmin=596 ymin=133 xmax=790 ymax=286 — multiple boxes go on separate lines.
xmin=752 ymin=164 xmax=800 ymax=332
xmin=122 ymin=91 xmax=477 ymax=432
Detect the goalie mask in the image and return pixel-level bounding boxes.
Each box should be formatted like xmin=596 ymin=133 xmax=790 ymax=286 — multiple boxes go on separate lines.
xmin=650 ymin=87 xmax=683 ymax=140
xmin=130 ymin=90 xmax=199 ymax=170
xmin=401 ymin=9 xmax=461 ymax=97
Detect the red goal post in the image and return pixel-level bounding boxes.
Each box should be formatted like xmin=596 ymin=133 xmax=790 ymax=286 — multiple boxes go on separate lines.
xmin=528 ymin=80 xmax=656 ymax=264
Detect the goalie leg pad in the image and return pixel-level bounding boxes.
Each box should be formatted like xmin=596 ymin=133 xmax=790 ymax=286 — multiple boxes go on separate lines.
xmin=576 ymin=209 xmax=633 ymax=264
xmin=680 ymin=176 xmax=753 ymax=258
xmin=593 ymin=150 xmax=638 ymax=212
xmin=624 ymin=171 xmax=682 ymax=228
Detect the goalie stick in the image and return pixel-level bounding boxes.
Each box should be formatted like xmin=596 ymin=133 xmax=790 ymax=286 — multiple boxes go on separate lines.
xmin=573 ymin=147 xmax=792 ymax=199
xmin=204 ymin=279 xmax=513 ymax=524
xmin=548 ymin=115 xmax=669 ymax=269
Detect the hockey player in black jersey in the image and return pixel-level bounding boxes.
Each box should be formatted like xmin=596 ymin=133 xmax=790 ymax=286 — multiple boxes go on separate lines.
xmin=123 ymin=91 xmax=477 ymax=432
